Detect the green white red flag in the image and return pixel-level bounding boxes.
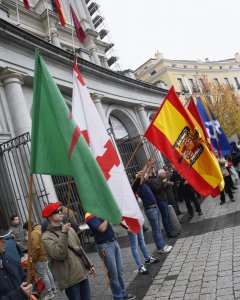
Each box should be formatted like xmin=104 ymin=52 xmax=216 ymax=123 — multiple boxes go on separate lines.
xmin=72 ymin=64 xmax=144 ymax=233
xmin=30 ymin=50 xmax=122 ymax=224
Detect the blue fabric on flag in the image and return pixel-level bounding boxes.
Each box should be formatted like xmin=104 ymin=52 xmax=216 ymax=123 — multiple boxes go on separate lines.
xmin=196 ymin=97 xmax=231 ymax=157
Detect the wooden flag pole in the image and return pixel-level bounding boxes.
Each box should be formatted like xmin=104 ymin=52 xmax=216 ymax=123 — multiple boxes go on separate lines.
xmin=26 ymin=175 xmax=33 ymax=285
xmin=124 ymin=136 xmax=145 ymax=172
xmin=66 ymin=176 xmax=72 ymax=223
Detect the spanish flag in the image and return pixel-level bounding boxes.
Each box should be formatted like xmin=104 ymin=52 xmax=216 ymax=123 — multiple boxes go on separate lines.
xmin=144 ymin=86 xmax=223 ymax=198
xmin=54 ymin=0 xmax=66 ymax=26
xmin=186 ymin=97 xmax=224 ymax=197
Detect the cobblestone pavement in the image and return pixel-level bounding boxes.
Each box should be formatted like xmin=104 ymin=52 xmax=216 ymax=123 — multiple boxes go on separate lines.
xmin=52 ymin=185 xmax=240 ymax=300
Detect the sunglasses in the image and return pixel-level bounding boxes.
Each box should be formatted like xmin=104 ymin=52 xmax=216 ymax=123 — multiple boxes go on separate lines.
xmin=51 ymin=209 xmax=62 ymax=215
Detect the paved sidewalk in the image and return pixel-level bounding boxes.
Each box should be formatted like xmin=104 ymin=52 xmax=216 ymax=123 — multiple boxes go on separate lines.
xmin=52 ymin=186 xmax=240 ymax=300
xmin=143 ymin=227 xmax=240 ymax=300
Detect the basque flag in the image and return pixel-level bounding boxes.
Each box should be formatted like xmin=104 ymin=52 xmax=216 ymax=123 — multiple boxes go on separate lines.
xmin=196 ymin=97 xmax=231 ymax=157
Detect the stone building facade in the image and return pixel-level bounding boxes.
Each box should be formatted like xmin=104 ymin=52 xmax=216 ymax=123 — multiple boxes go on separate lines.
xmin=0 ymin=1 xmax=167 ymax=228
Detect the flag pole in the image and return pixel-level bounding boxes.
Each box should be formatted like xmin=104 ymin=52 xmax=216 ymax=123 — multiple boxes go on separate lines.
xmin=124 ymin=136 xmax=145 ymax=171
xmin=45 ymin=0 xmax=51 ymax=43
xmin=26 ymin=175 xmax=33 ymax=285
xmin=15 ymin=0 xmax=20 ymax=25
xmin=66 ymin=177 xmax=72 ymax=223
xmin=69 ymin=2 xmax=75 ymax=55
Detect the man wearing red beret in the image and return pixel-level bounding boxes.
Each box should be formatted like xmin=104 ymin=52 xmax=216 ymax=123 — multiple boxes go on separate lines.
xmin=42 ymin=202 xmax=96 ymax=300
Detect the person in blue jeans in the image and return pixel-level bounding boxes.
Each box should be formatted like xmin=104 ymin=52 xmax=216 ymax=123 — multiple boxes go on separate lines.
xmin=132 ymin=166 xmax=172 ymax=254
xmin=147 ymin=171 xmax=178 ymax=238
xmin=86 ymin=214 xmax=136 ymax=300
xmin=127 ymin=228 xmax=159 ymax=274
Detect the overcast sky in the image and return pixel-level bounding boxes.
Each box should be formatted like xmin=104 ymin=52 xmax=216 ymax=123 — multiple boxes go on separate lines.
xmin=98 ymin=0 xmax=240 ymax=70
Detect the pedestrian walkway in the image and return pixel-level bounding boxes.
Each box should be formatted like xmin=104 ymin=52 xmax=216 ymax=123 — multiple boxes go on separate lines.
xmin=142 ymin=188 xmax=240 ymax=300
xmin=52 ymin=187 xmax=240 ymax=300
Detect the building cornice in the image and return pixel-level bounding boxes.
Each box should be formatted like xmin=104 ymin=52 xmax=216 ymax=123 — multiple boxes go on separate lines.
xmin=0 ymin=18 xmax=168 ymax=95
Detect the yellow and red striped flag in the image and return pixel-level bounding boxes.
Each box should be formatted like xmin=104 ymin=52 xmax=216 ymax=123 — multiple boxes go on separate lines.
xmin=54 ymin=0 xmax=66 ymax=26
xmin=186 ymin=97 xmax=224 ymax=197
xmin=144 ymin=86 xmax=223 ymax=198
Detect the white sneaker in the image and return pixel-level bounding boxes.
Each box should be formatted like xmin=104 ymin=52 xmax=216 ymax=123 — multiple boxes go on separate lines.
xmin=158 ymin=245 xmax=173 ymax=254
xmin=43 ymin=292 xmax=55 ymax=300
xmin=138 ymin=265 xmax=149 ymax=274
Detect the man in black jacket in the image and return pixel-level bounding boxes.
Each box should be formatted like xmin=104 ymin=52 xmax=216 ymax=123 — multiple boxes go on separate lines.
xmin=0 ymin=228 xmax=32 ymax=300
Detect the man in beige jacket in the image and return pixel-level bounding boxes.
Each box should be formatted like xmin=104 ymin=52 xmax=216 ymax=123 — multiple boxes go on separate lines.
xmin=41 ymin=202 xmax=95 ymax=300
xmin=23 ymin=221 xmax=56 ymax=300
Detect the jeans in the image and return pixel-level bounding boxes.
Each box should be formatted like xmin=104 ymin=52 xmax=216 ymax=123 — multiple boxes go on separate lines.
xmin=97 ymin=240 xmax=126 ymax=300
xmin=65 ymin=279 xmax=90 ymax=300
xmin=35 ymin=261 xmax=56 ymax=295
xmin=128 ymin=228 xmax=150 ymax=268
xmin=158 ymin=201 xmax=174 ymax=235
xmin=145 ymin=207 xmax=166 ymax=250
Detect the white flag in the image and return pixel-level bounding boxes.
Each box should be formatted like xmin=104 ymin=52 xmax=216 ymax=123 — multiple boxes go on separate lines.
xmin=72 ymin=64 xmax=144 ymax=233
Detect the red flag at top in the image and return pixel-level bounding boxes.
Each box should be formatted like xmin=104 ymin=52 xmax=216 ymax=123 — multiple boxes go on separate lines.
xmin=54 ymin=0 xmax=66 ymax=26
xmin=23 ymin=0 xmax=30 ymax=10
xmin=70 ymin=4 xmax=86 ymax=44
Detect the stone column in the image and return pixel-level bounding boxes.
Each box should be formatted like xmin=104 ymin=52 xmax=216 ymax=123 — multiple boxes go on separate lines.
xmin=0 ymin=70 xmax=58 ymax=202
xmin=1 ymin=72 xmax=31 ymax=137
xmin=101 ymin=56 xmax=109 ymax=69
xmin=135 ymin=104 xmax=165 ymax=166
xmin=51 ymin=27 xmax=61 ymax=48
xmin=135 ymin=104 xmax=150 ymax=132
xmin=88 ymin=45 xmax=101 ymax=66
xmin=91 ymin=93 xmax=109 ymax=129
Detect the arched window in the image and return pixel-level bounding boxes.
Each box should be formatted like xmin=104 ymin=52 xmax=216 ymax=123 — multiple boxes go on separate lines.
xmin=109 ymin=115 xmax=128 ymax=140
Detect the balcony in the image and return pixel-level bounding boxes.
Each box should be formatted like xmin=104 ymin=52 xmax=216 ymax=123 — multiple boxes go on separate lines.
xmin=180 ymin=86 xmax=189 ymax=94
xmin=105 ymin=42 xmax=114 ymax=53
xmin=107 ymin=56 xmax=118 ymax=66
xmin=191 ymin=86 xmax=200 ymax=93
xmin=88 ymin=2 xmax=99 ymax=16
xmin=93 ymin=15 xmax=104 ymax=28
xmin=99 ymin=29 xmax=108 ymax=39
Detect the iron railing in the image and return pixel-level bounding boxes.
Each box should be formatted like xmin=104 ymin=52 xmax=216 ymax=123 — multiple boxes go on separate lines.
xmin=0 ymin=132 xmax=49 ymax=229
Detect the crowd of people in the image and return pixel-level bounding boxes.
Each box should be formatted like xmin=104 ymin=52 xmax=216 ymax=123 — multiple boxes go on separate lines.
xmin=0 ymin=154 xmax=239 ymax=300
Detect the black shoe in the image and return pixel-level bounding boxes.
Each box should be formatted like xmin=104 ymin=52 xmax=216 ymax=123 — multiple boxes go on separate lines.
xmin=176 ymin=211 xmax=184 ymax=216
xmin=220 ymin=201 xmax=225 ymax=205
xmin=198 ymin=211 xmax=203 ymax=216
xmin=143 ymin=225 xmax=149 ymax=232
xmin=231 ymin=198 xmax=235 ymax=202
xmin=167 ymin=232 xmax=178 ymax=238
xmin=145 ymin=256 xmax=159 ymax=264
xmin=232 ymin=186 xmax=238 ymax=190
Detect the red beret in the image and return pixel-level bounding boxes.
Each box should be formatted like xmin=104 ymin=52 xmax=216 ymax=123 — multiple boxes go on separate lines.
xmin=42 ymin=202 xmax=60 ymax=218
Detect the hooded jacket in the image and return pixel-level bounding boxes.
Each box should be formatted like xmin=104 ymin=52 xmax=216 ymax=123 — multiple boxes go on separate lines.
xmin=42 ymin=224 xmax=90 ymax=290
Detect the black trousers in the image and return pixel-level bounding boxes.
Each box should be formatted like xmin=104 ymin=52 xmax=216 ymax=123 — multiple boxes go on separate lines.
xmin=220 ymin=175 xmax=233 ymax=202
xmin=184 ymin=193 xmax=201 ymax=216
